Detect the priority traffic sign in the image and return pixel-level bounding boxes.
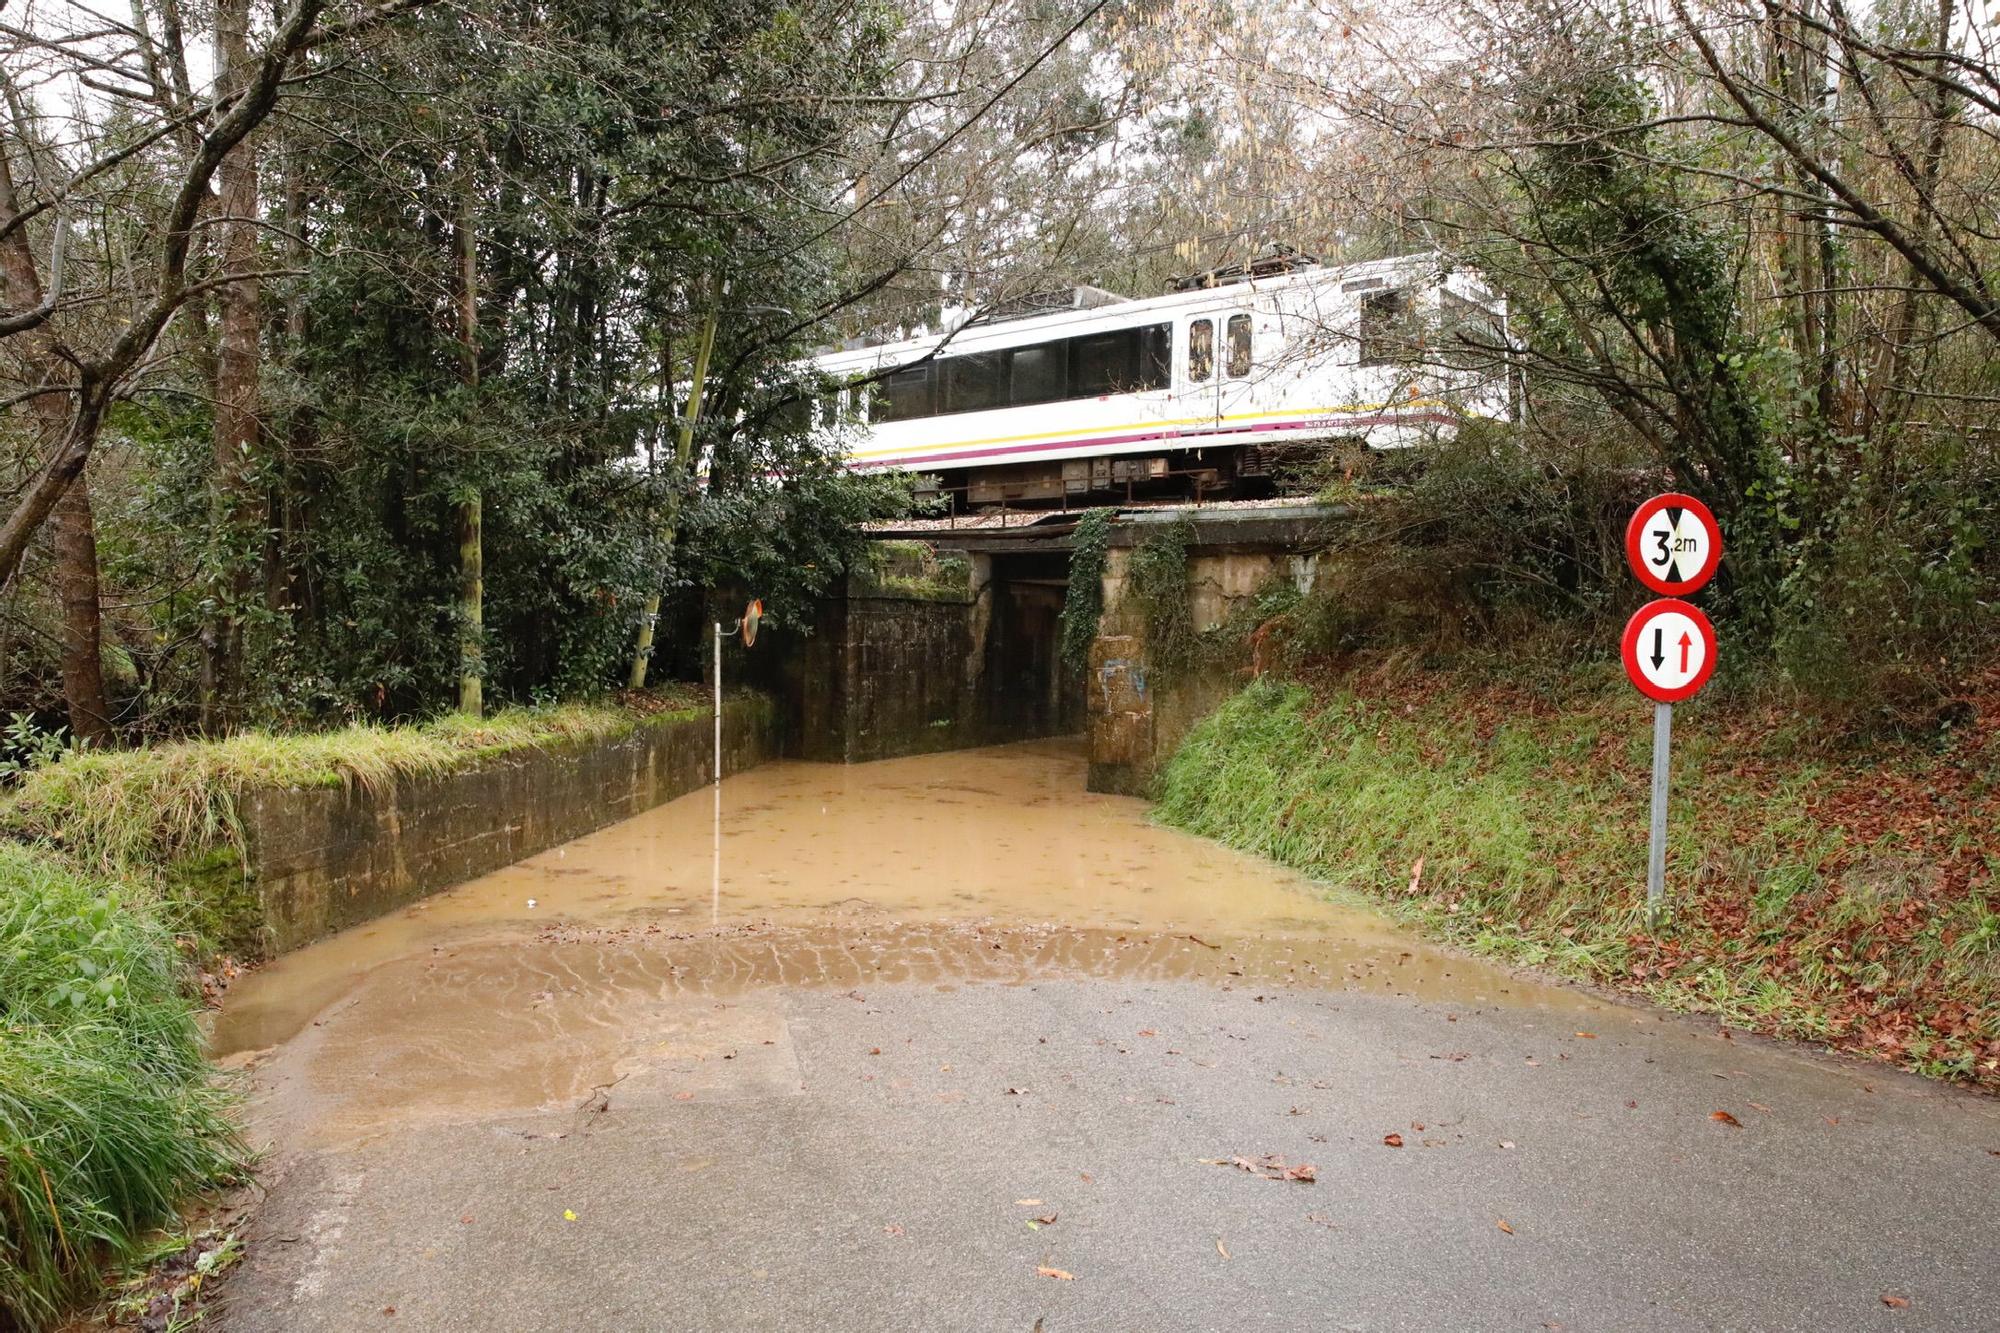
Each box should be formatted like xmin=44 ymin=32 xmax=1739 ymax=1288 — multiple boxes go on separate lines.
xmin=1621 ymin=598 xmax=1716 ymax=703
xmin=1625 ymin=492 xmax=1721 ymax=596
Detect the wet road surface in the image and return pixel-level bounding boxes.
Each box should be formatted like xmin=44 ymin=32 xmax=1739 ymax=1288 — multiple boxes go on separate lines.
xmin=212 ymin=741 xmax=2000 ymax=1330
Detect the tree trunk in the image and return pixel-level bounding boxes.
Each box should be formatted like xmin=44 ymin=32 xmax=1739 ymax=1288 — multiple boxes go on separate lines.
xmin=269 ymin=103 xmax=312 ymax=624
xmin=0 ymin=0 xmax=343 ymax=593
xmin=627 ymin=275 xmax=722 ymax=689
xmin=456 ymin=169 xmax=483 ymax=716
xmin=457 ymin=494 xmax=483 ymax=716
xmin=203 ymin=0 xmax=262 ymax=734
xmin=51 ymin=479 xmax=113 ymax=746
xmin=0 ymin=134 xmax=113 ymax=742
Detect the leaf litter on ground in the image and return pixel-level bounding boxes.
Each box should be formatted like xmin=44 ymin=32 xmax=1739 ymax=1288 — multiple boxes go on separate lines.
xmin=1199 ymin=1154 xmax=1317 ymax=1182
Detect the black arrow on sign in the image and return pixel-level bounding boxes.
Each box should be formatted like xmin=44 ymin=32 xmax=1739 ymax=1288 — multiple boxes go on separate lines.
xmin=1650 ymin=627 xmax=1665 ymax=669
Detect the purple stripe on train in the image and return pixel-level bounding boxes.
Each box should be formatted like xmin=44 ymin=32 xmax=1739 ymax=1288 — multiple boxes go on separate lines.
xmin=852 ymin=410 xmax=1458 ymax=470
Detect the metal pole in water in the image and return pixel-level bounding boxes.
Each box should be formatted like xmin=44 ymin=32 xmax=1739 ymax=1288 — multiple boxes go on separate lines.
xmin=1647 ymin=701 xmax=1672 ymax=927
xmin=712 ymin=620 xmax=722 ymax=926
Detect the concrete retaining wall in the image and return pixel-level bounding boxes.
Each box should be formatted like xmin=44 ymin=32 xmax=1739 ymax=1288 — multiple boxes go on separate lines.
xmin=788 ymin=572 xmax=991 ymax=763
xmin=1087 ymin=539 xmax=1311 ymax=795
xmin=236 ymin=696 xmax=780 ymax=956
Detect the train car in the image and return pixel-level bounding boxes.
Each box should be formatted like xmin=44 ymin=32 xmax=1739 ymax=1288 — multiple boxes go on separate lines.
xmin=808 ymin=249 xmax=1511 ymax=508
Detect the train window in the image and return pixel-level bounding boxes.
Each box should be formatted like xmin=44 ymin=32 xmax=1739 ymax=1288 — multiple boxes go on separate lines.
xmin=945 ymin=351 xmax=1005 ymax=414
xmin=1439 ymin=288 xmax=1502 ymax=368
xmin=1359 ymin=290 xmax=1418 ymax=366
xmin=875 ymin=364 xmax=934 ymax=422
xmin=1071 ymin=329 xmax=1135 ymax=397
xmin=1138 ymin=324 xmax=1171 ymax=390
xmin=870 ymin=320 xmax=1177 ymax=422
xmin=1188 ymin=319 xmax=1214 ymax=384
xmin=1009 ymin=342 xmax=1066 ymax=406
xmin=769 ymin=394 xmax=810 ymax=436
xmin=1225 ymin=314 xmax=1252 ymax=378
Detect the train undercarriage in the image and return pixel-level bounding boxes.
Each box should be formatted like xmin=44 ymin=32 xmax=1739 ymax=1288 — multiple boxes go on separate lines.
xmin=916 ymin=439 xmax=1353 ymax=514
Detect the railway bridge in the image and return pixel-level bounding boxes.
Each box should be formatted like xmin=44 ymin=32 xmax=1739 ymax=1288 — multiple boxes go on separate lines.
xmin=755 ymin=501 xmax=1335 ymax=790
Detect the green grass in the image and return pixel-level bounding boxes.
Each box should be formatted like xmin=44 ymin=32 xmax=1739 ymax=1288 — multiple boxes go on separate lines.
xmin=1155 ymin=674 xmax=2000 ymax=1087
xmin=0 ymin=684 xmax=729 ymax=1327
xmin=0 ymin=845 xmax=242 ymax=1330
xmin=0 ymin=692 xmax=706 ymax=879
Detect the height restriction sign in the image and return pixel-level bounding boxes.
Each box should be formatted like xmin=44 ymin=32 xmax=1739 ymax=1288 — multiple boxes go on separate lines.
xmin=1625 ymin=492 xmax=1721 ymax=595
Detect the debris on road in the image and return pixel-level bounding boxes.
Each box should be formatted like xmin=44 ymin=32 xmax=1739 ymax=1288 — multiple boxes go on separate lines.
xmin=1200 ymin=1154 xmax=1316 ymax=1182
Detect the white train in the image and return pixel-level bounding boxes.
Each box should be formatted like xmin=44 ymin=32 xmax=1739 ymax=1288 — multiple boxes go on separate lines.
xmin=807 ymin=249 xmax=1512 ymax=508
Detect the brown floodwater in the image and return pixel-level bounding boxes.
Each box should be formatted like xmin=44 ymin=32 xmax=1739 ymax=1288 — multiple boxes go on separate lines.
xmin=213 ymin=739 xmax=1608 ymax=1144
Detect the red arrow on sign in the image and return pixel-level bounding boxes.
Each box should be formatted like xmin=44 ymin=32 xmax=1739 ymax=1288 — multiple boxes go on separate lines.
xmin=1621 ymin=598 xmax=1717 ymax=703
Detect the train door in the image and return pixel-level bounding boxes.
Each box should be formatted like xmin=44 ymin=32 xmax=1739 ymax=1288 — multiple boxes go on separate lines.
xmin=1214 ymin=309 xmax=1258 ymax=427
xmin=1182 ymin=315 xmax=1221 ymax=432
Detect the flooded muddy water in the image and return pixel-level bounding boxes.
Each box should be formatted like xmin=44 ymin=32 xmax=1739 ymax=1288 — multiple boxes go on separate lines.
xmin=215 ymin=739 xmax=1608 ymax=1143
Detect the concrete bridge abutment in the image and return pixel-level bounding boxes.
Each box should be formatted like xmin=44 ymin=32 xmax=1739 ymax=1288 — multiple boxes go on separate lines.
xmin=782 ymin=505 xmax=1336 ymax=788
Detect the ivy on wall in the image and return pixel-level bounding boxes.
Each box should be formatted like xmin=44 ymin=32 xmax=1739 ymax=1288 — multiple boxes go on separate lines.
xmin=1058 ymin=508 xmax=1116 ymax=672
xmin=1125 ymin=515 xmax=1199 ymax=676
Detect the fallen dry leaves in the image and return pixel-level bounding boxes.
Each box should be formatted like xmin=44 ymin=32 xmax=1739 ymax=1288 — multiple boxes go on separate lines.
xmin=1201 ymin=1154 xmax=1317 ymax=1182
xmin=1037 ymin=1267 xmax=1075 ymax=1281
xmin=1496 ymin=1220 xmax=1515 ymax=1235
xmin=1710 ymin=1110 xmax=1743 ymax=1128
xmin=1881 ymin=1294 xmax=1910 ymax=1309
xmin=1383 ymin=1133 xmax=1404 ymax=1148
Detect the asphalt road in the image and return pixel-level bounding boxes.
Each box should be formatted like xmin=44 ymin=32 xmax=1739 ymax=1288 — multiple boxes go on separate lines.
xmin=220 ymin=974 xmax=2000 ymax=1331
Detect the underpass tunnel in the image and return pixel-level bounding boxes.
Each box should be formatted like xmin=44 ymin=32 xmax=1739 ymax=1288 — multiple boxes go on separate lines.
xmin=977 ymin=550 xmax=1085 ymax=741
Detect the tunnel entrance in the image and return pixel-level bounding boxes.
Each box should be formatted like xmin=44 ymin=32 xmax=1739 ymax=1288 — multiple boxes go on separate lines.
xmin=983 ymin=551 xmax=1084 ymax=740
xmin=767 ymin=530 xmax=1084 ymax=762
xmin=767 ymin=504 xmax=1335 ymax=771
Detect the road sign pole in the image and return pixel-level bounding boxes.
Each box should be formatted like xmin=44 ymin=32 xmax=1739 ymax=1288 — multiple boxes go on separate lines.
xmin=1647 ymin=701 xmax=1672 ymax=927
xmin=714 ymin=619 xmax=723 ymax=925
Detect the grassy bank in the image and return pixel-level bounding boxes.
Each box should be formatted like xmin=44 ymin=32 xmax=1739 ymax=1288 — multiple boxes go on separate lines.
xmin=1155 ymin=669 xmax=2000 ymax=1088
xmin=0 ymin=686 xmax=710 ymax=1327
xmin=0 ymin=845 xmax=242 ymax=1329
xmin=1 ymin=687 xmax=706 ymax=881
